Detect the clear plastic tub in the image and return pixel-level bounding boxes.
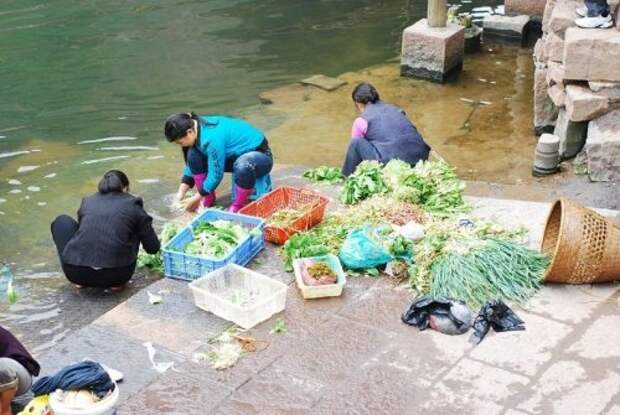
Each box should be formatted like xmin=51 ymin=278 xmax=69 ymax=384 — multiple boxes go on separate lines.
xmin=293 ymin=254 xmax=346 ymax=299
xmin=188 ymin=264 xmax=288 ymax=329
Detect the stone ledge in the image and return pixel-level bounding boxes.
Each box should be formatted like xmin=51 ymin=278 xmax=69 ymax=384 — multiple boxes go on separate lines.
xmin=564 ymin=28 xmax=620 ymax=83
xmin=483 ymin=14 xmax=531 ymax=42
xmin=565 ymin=84 xmax=620 ymax=121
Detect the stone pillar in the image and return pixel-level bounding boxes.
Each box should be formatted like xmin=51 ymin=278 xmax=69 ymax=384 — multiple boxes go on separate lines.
xmin=400 ymin=19 xmax=465 ymax=83
xmin=427 ymin=0 xmax=447 ymax=27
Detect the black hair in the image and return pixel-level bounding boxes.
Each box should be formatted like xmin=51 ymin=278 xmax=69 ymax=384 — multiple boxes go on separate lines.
xmin=164 ymin=112 xmax=200 ymax=142
xmin=352 ymin=82 xmax=380 ymax=104
xmin=98 ymin=170 xmax=130 ymax=194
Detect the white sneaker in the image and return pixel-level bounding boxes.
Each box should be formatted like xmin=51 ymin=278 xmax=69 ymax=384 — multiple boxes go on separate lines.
xmin=575 ymin=14 xmax=613 ymax=28
xmin=576 ymin=5 xmax=587 ymax=17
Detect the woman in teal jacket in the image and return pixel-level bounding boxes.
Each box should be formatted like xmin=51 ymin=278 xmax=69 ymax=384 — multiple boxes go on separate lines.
xmin=164 ymin=112 xmax=273 ymax=212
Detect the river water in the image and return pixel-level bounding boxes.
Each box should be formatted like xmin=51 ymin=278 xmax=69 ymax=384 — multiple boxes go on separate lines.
xmin=1 ymin=0 xmax=512 ymax=351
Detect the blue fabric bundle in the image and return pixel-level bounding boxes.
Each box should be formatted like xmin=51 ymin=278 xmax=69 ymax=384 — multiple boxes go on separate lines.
xmin=32 ymin=360 xmax=114 ymax=397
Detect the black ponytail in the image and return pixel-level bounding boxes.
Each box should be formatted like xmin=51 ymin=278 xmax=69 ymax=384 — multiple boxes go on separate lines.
xmin=352 ymin=82 xmax=380 ymax=104
xmin=98 ymin=170 xmax=130 ymax=194
xmin=164 ymin=112 xmax=200 ymax=142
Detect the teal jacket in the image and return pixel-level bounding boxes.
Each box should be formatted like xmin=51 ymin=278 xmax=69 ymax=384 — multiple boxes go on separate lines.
xmin=183 ymin=116 xmax=265 ymax=193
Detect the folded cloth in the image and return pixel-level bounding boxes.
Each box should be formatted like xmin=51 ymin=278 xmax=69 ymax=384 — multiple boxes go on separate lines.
xmin=32 ymin=361 xmax=113 ymax=398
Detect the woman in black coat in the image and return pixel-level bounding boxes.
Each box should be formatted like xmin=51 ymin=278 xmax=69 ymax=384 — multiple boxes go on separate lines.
xmin=50 ymin=170 xmax=160 ymax=289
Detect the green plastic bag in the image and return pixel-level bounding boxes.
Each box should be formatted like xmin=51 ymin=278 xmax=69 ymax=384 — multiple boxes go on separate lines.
xmin=339 ymin=226 xmax=394 ymax=270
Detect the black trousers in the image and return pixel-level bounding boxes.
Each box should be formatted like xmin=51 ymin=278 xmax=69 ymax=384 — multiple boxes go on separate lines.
xmin=50 ymin=215 xmax=136 ymax=288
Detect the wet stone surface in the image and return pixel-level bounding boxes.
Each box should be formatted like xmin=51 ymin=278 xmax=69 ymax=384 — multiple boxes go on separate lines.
xmin=30 ymin=189 xmax=620 ymax=414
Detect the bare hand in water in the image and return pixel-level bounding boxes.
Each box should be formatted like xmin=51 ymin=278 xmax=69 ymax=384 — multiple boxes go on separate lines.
xmin=184 ymin=194 xmax=202 ymax=212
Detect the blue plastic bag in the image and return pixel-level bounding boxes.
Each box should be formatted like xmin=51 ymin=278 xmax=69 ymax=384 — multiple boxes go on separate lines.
xmin=339 ymin=226 xmax=393 ymax=270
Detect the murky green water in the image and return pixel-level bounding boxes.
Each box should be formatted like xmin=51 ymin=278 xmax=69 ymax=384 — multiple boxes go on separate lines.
xmin=1 ymin=0 xmax=506 ymax=350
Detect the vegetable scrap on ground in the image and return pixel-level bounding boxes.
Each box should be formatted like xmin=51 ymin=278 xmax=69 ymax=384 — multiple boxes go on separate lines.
xmin=194 ymin=328 xmax=266 ymax=370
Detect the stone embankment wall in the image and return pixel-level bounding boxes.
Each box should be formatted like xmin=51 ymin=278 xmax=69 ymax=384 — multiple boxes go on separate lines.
xmin=533 ymin=0 xmax=620 ymax=181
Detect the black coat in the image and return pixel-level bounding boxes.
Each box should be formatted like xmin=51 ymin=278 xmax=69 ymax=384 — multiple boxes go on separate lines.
xmin=0 ymin=326 xmax=40 ymax=376
xmin=62 ymin=192 xmax=160 ymax=268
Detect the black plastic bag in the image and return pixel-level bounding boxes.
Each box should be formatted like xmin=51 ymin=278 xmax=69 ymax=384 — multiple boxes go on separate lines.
xmin=469 ymin=299 xmax=525 ymax=344
xmin=402 ymin=296 xmax=473 ymax=335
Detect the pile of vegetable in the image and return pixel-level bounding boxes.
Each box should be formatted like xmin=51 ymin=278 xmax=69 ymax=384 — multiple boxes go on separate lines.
xmin=185 ymin=220 xmax=248 ymax=259
xmin=341 ymin=161 xmax=389 ymax=205
xmin=137 ymin=223 xmax=180 ymax=273
xmin=302 ymin=166 xmax=343 ymax=184
xmin=408 ymin=218 xmax=547 ymax=307
xmin=429 ymin=239 xmax=548 ymax=307
xmin=337 ymin=159 xmax=466 ymax=217
xmin=303 ymin=261 xmax=338 ymax=286
xmin=281 ymin=199 xmax=424 ymax=271
xmin=295 ymin=159 xmax=549 ymax=308
xmin=267 ymin=203 xmax=316 ymax=228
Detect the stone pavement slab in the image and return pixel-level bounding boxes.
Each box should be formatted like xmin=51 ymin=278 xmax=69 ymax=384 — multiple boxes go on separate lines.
xmin=37 ymin=323 xmax=185 ymax=402
xmin=34 ymin=193 xmax=620 ymax=414
xmin=469 ymin=311 xmax=572 ymax=377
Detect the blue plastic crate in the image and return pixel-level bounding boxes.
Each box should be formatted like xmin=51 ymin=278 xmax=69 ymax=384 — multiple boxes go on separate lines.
xmin=162 ymin=209 xmax=265 ymax=281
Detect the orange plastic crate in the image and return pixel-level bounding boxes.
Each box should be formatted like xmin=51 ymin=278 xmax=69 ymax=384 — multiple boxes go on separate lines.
xmin=239 ymin=186 xmax=329 ymax=245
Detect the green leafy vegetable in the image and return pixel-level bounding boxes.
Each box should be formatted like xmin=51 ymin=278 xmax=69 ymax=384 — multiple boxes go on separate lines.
xmin=429 ymin=239 xmax=549 ymax=308
xmin=341 ymin=161 xmax=389 ymax=205
xmin=185 ymin=220 xmax=248 ymax=259
xmin=303 ymin=166 xmax=343 ymax=184
xmin=137 ymin=223 xmax=180 ymax=273
xmin=341 ymin=160 xmax=467 ymax=216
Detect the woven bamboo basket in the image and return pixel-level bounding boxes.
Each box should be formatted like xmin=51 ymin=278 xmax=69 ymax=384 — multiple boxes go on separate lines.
xmin=541 ymin=199 xmax=620 ymax=284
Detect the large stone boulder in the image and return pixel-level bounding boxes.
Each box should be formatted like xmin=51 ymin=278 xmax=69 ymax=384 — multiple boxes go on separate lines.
xmin=563 ymin=28 xmax=620 ymax=83
xmin=534 ymin=64 xmax=559 ymax=134
xmin=505 ymin=0 xmax=546 ymax=18
xmin=584 ymin=109 xmax=620 ymax=181
xmin=565 ymin=84 xmax=620 ymax=121
xmin=401 ymin=19 xmax=465 ymax=83
xmin=554 ymin=108 xmax=588 ymax=159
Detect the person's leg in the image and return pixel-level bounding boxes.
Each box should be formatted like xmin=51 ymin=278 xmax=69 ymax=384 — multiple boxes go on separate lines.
xmin=98 ymin=262 xmax=136 ymax=289
xmin=50 ymin=215 xmax=78 ymax=259
xmin=341 ymin=138 xmax=381 ymax=176
xmin=187 ymin=147 xmax=215 ymax=207
xmin=585 ymin=0 xmax=609 ymax=16
xmin=62 ymin=264 xmax=99 ymax=287
xmin=229 ymin=150 xmax=273 ymax=212
xmin=64 ymin=263 xmax=135 ymax=289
